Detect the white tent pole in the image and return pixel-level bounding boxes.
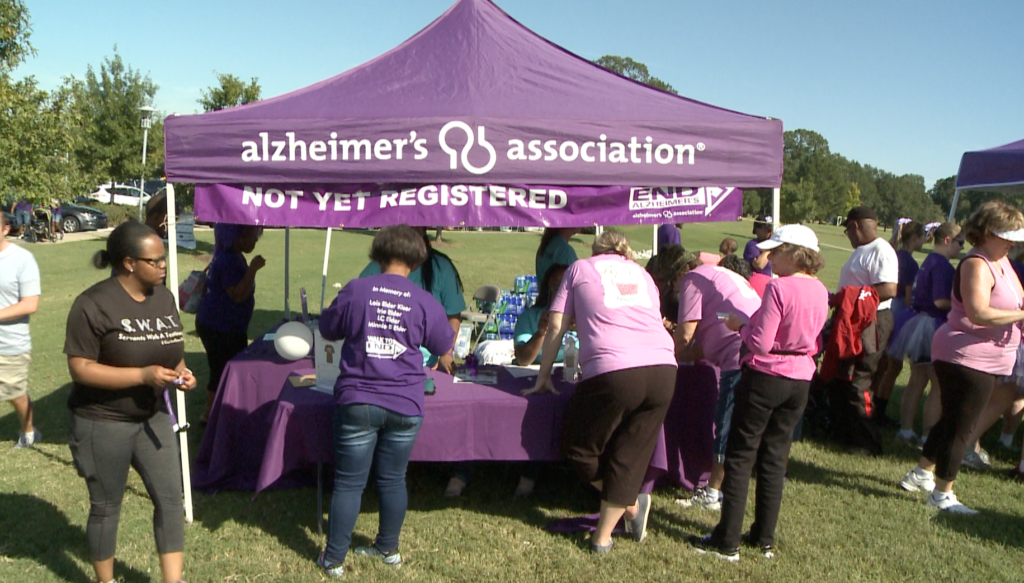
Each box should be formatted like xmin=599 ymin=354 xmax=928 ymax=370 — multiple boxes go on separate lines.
xmin=948 ymin=188 xmax=961 ymax=222
xmin=652 ymin=225 xmax=658 ymax=255
xmin=772 ymin=187 xmax=781 ymax=226
xmin=320 ymin=228 xmax=332 ymax=313
xmin=164 ymin=183 xmax=194 ymax=524
xmin=284 ymin=227 xmax=291 ymax=319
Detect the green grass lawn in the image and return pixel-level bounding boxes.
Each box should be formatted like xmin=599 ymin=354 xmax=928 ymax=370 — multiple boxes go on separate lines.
xmin=2 ymin=221 xmax=1023 ymax=583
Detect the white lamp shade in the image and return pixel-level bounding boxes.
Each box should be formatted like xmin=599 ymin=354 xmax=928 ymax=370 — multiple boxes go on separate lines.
xmin=274 ymin=321 xmax=314 ymax=360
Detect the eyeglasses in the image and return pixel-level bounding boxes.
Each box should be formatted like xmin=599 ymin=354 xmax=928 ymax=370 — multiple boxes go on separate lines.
xmin=134 ymin=256 xmax=167 ymax=267
xmin=953 ymin=238 xmax=965 ymax=246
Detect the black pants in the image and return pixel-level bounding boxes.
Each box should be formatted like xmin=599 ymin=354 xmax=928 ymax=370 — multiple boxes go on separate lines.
xmin=713 ymin=368 xmax=809 ymax=549
xmin=68 ymin=411 xmax=184 ymax=561
xmin=827 ymin=308 xmax=893 ymax=454
xmin=923 ymin=361 xmax=995 ymax=481
xmin=196 ymin=323 xmax=248 ymax=395
xmin=560 ymin=365 xmax=675 ymax=506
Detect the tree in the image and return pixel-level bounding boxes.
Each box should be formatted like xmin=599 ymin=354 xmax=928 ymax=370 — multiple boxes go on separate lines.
xmin=70 ymin=49 xmax=162 ymax=184
xmin=591 ymin=55 xmax=677 ymax=94
xmin=843 ymin=182 xmax=862 ymax=217
xmin=0 ymin=0 xmax=31 ymax=73
xmin=198 ymin=72 xmax=261 ymax=112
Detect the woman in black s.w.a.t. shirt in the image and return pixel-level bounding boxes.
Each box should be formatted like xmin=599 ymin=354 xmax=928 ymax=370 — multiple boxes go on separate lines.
xmin=64 ymin=221 xmax=196 ymax=583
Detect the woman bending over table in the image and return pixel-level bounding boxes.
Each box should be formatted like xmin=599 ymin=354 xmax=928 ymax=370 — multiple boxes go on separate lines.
xmin=899 ymin=201 xmax=1024 ymax=513
xmin=65 ymin=221 xmax=196 ymax=583
xmin=526 ymin=230 xmax=677 ymax=553
xmin=360 ymin=227 xmax=464 ymax=373
xmin=195 ymin=224 xmax=265 ymax=423
xmin=689 ymin=224 xmax=828 ymax=561
xmin=317 ymin=225 xmax=454 ymax=577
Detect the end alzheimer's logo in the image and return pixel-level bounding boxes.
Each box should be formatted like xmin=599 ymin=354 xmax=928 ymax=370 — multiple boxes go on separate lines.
xmin=239 ymin=121 xmax=705 ymax=176
xmin=628 ymin=186 xmax=736 ymax=218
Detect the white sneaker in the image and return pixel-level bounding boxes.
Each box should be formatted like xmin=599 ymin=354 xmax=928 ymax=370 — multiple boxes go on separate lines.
xmin=675 ymin=487 xmax=721 ymax=511
xmin=899 ymin=469 xmax=935 ymax=493
xmin=14 ymin=430 xmax=41 ymax=449
xmin=962 ymin=449 xmax=992 ymax=471
xmin=927 ymin=491 xmax=978 ymax=515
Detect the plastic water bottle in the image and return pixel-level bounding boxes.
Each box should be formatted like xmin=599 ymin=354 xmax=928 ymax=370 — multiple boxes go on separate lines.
xmin=562 ymin=334 xmax=579 ymax=383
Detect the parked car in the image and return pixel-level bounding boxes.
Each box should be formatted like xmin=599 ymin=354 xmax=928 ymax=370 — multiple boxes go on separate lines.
xmin=89 ymin=183 xmax=152 ymax=206
xmin=60 ymin=202 xmax=108 ymax=233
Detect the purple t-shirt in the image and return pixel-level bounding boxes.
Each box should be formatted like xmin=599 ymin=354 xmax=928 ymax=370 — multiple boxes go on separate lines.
xmin=196 ymin=251 xmax=253 ymax=334
xmin=550 ymin=254 xmax=676 ymax=380
xmin=657 ymin=224 xmax=681 ymax=249
xmin=896 ymin=249 xmax=919 ymax=305
xmin=911 ymin=252 xmax=955 ymax=320
xmin=320 ymin=274 xmax=454 ymax=417
xmin=743 ymin=238 xmax=772 ymax=276
xmin=14 ymin=200 xmax=31 ymax=213
xmin=678 ymin=264 xmax=762 ymax=372
xmin=741 ymin=276 xmax=830 ymax=381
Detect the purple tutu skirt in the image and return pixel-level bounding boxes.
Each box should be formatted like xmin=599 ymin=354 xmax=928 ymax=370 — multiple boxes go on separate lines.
xmin=887 ymin=312 xmax=940 ymax=364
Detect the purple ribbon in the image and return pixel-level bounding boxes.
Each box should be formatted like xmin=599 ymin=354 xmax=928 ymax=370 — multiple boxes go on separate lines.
xmin=163 ymin=389 xmax=189 ymax=433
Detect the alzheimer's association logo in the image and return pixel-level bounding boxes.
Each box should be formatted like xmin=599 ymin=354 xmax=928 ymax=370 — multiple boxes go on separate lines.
xmin=365 ymin=336 xmax=408 ymax=360
xmin=628 ymin=186 xmax=735 ymax=216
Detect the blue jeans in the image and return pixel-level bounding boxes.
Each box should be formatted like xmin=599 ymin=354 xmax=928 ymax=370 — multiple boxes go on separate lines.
xmin=15 ymin=209 xmax=31 ymax=227
xmin=325 ymin=404 xmax=423 ymax=565
xmin=714 ymin=369 xmax=743 ymax=463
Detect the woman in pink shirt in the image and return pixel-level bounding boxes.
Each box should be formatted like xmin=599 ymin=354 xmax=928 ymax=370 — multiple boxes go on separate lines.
xmin=526 ymin=230 xmax=676 ymax=553
xmin=899 ymin=201 xmax=1024 ymax=514
xmin=689 ymin=224 xmax=828 ymax=561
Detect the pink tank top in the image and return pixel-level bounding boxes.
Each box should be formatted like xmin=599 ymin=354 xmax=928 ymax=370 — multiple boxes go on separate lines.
xmin=931 ymin=251 xmax=1023 ymax=375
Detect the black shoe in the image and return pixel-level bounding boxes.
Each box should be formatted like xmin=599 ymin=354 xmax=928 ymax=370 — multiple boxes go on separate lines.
xmin=741 ymin=533 xmax=775 ymax=558
xmin=688 ymin=534 xmax=739 ymax=563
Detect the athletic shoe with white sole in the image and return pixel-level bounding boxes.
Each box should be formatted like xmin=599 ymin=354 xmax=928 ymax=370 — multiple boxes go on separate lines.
xmin=688 ymin=534 xmax=739 ymax=562
xmin=962 ymin=448 xmax=992 ymax=471
xmin=14 ymin=430 xmax=41 ymax=449
xmin=741 ymin=533 xmax=775 ymax=559
xmin=927 ymin=491 xmax=978 ymax=515
xmin=899 ymin=469 xmax=936 ymax=493
xmin=623 ymin=493 xmax=652 ymax=542
xmin=353 ymin=544 xmax=402 ymax=567
xmin=675 ymin=486 xmax=721 ymax=511
xmin=317 ymin=551 xmax=344 ymax=578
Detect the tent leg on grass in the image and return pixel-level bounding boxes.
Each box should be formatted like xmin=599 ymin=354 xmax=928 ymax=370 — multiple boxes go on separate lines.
xmin=164 ymin=183 xmax=194 ymax=524
xmin=284 ymin=227 xmax=291 ymax=320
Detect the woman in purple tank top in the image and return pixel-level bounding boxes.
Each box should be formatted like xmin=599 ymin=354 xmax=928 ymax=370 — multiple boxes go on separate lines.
xmin=899 ymin=201 xmax=1024 ymax=514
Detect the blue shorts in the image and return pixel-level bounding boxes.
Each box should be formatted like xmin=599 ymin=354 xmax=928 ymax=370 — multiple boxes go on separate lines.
xmin=714 ymin=368 xmax=743 ymax=463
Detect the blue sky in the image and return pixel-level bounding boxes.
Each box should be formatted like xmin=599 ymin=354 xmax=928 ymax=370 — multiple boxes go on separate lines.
xmin=16 ymin=0 xmax=1023 ymax=188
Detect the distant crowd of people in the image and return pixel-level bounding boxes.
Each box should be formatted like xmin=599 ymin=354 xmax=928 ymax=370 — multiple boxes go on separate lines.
xmin=5 ymin=199 xmax=1024 ymax=581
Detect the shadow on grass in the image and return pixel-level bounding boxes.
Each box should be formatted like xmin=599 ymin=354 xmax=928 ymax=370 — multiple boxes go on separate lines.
xmin=934 ymin=508 xmax=1024 ymax=549
xmin=0 ymin=383 xmax=74 ymax=446
xmin=785 ymin=458 xmax=907 ymax=500
xmin=0 ymin=493 xmax=151 ymax=583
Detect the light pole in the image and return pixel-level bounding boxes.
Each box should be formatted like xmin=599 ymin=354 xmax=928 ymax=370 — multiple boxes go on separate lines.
xmin=138 ymin=106 xmax=156 ymax=221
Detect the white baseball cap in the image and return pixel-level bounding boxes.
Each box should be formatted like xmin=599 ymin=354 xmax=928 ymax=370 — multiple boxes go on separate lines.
xmin=756 ymin=224 xmax=820 ymax=253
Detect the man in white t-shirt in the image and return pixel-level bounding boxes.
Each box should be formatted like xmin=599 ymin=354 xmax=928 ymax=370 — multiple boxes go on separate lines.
xmin=0 ymin=211 xmax=42 ymax=448
xmin=828 ymin=206 xmax=898 ymax=455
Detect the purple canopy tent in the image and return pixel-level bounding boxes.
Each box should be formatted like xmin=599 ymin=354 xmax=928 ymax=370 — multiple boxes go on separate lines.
xmin=160 ymin=0 xmax=786 ymax=520
xmin=949 ymin=138 xmax=1024 ymax=220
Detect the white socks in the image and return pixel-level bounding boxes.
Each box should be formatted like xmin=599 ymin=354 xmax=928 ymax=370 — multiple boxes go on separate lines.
xmin=999 ymin=432 xmax=1015 ymax=448
xmin=705 ymin=486 xmax=721 ymax=500
xmin=913 ymin=467 xmax=934 ymax=479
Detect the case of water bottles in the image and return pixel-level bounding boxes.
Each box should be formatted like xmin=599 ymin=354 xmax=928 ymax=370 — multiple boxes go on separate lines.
xmin=481 ymin=275 xmax=539 ymax=341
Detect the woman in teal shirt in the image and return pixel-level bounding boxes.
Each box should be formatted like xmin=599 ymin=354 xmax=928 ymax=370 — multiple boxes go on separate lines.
xmin=359 ymin=228 xmax=464 ymax=372
xmin=514 ymin=264 xmax=569 ymax=365
xmin=535 ymin=228 xmax=579 ymax=282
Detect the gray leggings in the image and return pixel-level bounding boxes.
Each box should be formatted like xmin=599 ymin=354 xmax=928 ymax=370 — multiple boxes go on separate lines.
xmin=69 ymin=411 xmax=184 ymax=561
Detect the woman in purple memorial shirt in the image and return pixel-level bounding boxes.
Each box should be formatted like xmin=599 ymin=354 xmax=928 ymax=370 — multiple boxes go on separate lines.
xmin=316 ymin=225 xmax=454 ymax=577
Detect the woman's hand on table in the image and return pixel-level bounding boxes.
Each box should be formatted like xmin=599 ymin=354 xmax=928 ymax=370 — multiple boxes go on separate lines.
xmin=436 ymin=352 xmax=455 ymax=374
xmin=522 ymin=375 xmax=559 ymax=396
xmin=142 ymin=365 xmax=179 ymax=390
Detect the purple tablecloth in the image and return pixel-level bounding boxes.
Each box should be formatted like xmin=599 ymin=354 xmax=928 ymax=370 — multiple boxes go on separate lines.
xmin=194 ymin=334 xmax=718 ymax=495
xmin=256 ymin=367 xmax=673 ymax=492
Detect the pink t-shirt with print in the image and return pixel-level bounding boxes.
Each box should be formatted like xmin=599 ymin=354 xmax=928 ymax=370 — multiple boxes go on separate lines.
xmin=550 ymin=254 xmax=676 ymax=380
xmin=678 ymin=264 xmax=763 ymax=372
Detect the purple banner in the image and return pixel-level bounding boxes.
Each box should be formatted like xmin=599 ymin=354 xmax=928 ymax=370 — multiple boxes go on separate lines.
xmin=194 ymin=184 xmax=743 ymax=228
